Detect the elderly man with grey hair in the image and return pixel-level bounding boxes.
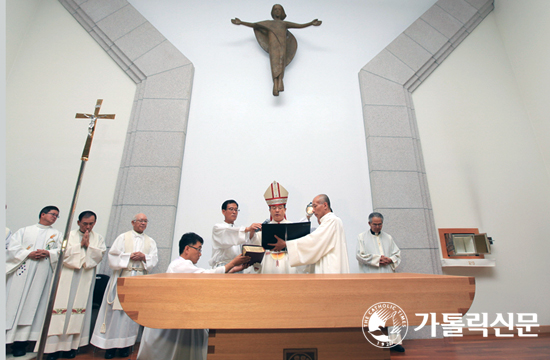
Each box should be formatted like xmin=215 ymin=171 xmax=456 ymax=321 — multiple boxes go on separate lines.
xmin=357 ymin=212 xmax=401 ymax=273
xmin=356 ymin=212 xmax=404 ymax=352
xmin=90 ymin=213 xmax=158 ymax=359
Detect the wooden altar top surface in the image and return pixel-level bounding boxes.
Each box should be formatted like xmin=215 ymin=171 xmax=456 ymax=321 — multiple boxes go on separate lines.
xmin=117 ymin=272 xmax=475 ymax=329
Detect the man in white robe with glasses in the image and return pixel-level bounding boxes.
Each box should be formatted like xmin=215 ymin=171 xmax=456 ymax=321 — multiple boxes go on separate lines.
xmin=137 ymin=232 xmax=250 ymax=360
xmin=209 ymin=199 xmax=262 ymax=269
xmin=6 ymin=206 xmax=62 ymax=357
xmin=252 ymin=181 xmax=313 ymax=274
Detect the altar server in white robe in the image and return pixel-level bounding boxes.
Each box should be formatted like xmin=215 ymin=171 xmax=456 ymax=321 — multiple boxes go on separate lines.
xmin=91 ymin=213 xmax=158 ymax=359
xmin=356 ymin=212 xmax=401 ymax=274
xmin=252 ymin=181 xmax=312 ymax=274
xmin=6 ymin=206 xmax=62 ymax=357
xmin=209 ymin=199 xmax=262 ymax=269
xmin=40 ymin=210 xmax=106 ymax=359
xmin=357 ymin=212 xmax=404 ymax=352
xmin=137 ymin=232 xmax=250 ymax=360
xmin=270 ymin=194 xmax=349 ymax=274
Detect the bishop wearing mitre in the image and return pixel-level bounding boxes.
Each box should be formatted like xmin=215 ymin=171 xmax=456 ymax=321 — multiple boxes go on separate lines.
xmin=251 ymin=181 xmax=312 ymax=274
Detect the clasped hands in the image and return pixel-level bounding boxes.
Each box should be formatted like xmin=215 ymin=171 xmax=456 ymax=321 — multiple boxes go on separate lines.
xmin=81 ymin=230 xmax=90 ymax=248
xmin=379 ymin=255 xmax=393 ymax=266
xmin=28 ymin=249 xmax=50 ymax=260
xmin=130 ymin=252 xmax=146 ymax=262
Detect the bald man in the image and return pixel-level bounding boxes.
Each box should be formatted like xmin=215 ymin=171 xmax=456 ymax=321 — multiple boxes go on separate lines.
xmin=90 ymin=213 xmax=158 ymax=359
xmin=270 ymin=194 xmax=349 ymax=273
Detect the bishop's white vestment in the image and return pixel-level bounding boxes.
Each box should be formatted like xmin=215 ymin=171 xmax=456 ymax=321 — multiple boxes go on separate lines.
xmin=39 ymin=229 xmax=106 ymax=353
xmin=5 ymin=224 xmax=62 ymax=344
xmin=286 ymin=212 xmax=350 ymax=274
xmin=356 ymin=230 xmax=401 ymax=273
xmin=136 ymin=257 xmax=225 ymax=360
xmin=252 ymin=219 xmax=311 ymax=274
xmin=209 ymin=222 xmax=256 ymax=268
xmin=90 ymin=231 xmax=158 ymax=350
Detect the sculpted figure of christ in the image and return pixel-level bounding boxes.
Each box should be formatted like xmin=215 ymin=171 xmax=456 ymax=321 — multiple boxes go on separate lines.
xmin=231 ymin=4 xmax=322 ymax=96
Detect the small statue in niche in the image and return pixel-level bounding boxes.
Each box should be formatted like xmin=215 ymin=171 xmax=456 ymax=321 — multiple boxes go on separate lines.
xmin=231 ymin=4 xmax=322 ymax=96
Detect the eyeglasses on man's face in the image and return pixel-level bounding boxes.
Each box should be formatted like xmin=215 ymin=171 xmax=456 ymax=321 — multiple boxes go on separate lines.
xmin=188 ymin=245 xmax=202 ymax=253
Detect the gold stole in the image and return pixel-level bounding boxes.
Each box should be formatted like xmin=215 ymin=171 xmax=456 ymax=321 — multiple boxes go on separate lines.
xmin=109 ymin=232 xmax=151 ymax=312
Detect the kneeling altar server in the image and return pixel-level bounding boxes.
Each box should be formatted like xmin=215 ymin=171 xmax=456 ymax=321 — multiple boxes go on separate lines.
xmin=136 ymin=232 xmax=249 ymax=360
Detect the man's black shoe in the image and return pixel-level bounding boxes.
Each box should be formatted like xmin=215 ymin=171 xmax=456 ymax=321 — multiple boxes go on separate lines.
xmin=118 ymin=346 xmax=131 ymax=357
xmin=46 ymin=352 xmax=61 ymax=360
xmin=62 ymin=349 xmax=77 ymax=358
xmin=12 ymin=348 xmax=27 ymax=357
xmin=11 ymin=341 xmax=28 ymax=357
xmin=390 ymin=344 xmax=405 ymax=352
xmin=104 ymin=348 xmax=117 ymax=359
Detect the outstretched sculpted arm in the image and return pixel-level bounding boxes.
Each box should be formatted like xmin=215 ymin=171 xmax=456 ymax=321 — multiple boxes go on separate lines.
xmin=284 ymin=19 xmax=322 ymax=29
xmin=231 ymin=18 xmax=257 ymax=28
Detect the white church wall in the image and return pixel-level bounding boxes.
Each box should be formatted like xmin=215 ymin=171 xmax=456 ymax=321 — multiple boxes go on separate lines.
xmin=127 ymin=0 xmax=438 ymax=270
xmin=6 ymin=0 xmax=136 ymax=237
xmin=6 ymin=0 xmax=41 ymax=75
xmin=493 ymin=0 xmax=550 ymax=177
xmin=413 ymin=10 xmax=550 ymax=326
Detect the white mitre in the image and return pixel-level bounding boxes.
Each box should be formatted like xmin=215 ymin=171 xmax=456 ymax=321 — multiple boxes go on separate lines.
xmin=264 ymin=181 xmax=288 ymax=206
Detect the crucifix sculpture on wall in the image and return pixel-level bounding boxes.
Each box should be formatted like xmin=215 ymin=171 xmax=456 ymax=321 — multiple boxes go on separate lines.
xmin=232 ymin=4 xmax=322 ymax=96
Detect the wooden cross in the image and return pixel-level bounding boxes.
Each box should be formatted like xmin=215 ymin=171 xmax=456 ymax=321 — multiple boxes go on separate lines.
xmin=75 ymin=99 xmax=115 ymax=160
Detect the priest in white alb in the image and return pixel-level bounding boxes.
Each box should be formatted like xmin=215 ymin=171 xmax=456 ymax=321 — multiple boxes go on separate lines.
xmin=356 ymin=212 xmax=401 ymax=274
xmin=6 ymin=206 xmax=62 ymax=357
xmin=40 ymin=211 xmax=106 ymax=359
xmin=356 ymin=212 xmax=404 ymax=352
xmin=90 ymin=213 xmax=158 ymax=359
xmin=209 ymin=199 xmax=261 ymax=269
xmin=270 ymin=194 xmax=349 ymax=274
xmin=137 ymin=232 xmax=250 ymax=360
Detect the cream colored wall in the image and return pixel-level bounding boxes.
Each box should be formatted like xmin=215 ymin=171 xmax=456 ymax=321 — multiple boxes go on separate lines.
xmin=413 ymin=6 xmax=550 ymax=325
xmin=6 ymin=0 xmax=136 ymax=237
xmin=494 ymin=0 xmax=550 ymax=178
xmin=6 ymin=0 xmax=41 ymax=75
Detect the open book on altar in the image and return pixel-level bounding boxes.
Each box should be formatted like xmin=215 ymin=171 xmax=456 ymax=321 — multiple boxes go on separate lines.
xmin=261 ymin=222 xmax=311 ymax=250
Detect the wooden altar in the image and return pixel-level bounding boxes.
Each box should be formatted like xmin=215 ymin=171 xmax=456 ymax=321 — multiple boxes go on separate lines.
xmin=118 ymin=273 xmax=475 ymax=359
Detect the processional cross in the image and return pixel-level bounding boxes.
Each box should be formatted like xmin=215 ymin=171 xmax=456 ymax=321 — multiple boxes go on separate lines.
xmin=75 ymin=99 xmax=116 ymax=160
xmin=36 ymin=99 xmax=115 ymax=360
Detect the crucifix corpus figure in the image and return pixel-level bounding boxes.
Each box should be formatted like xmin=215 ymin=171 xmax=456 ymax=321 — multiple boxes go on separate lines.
xmin=231 ymin=4 xmax=322 ymax=96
